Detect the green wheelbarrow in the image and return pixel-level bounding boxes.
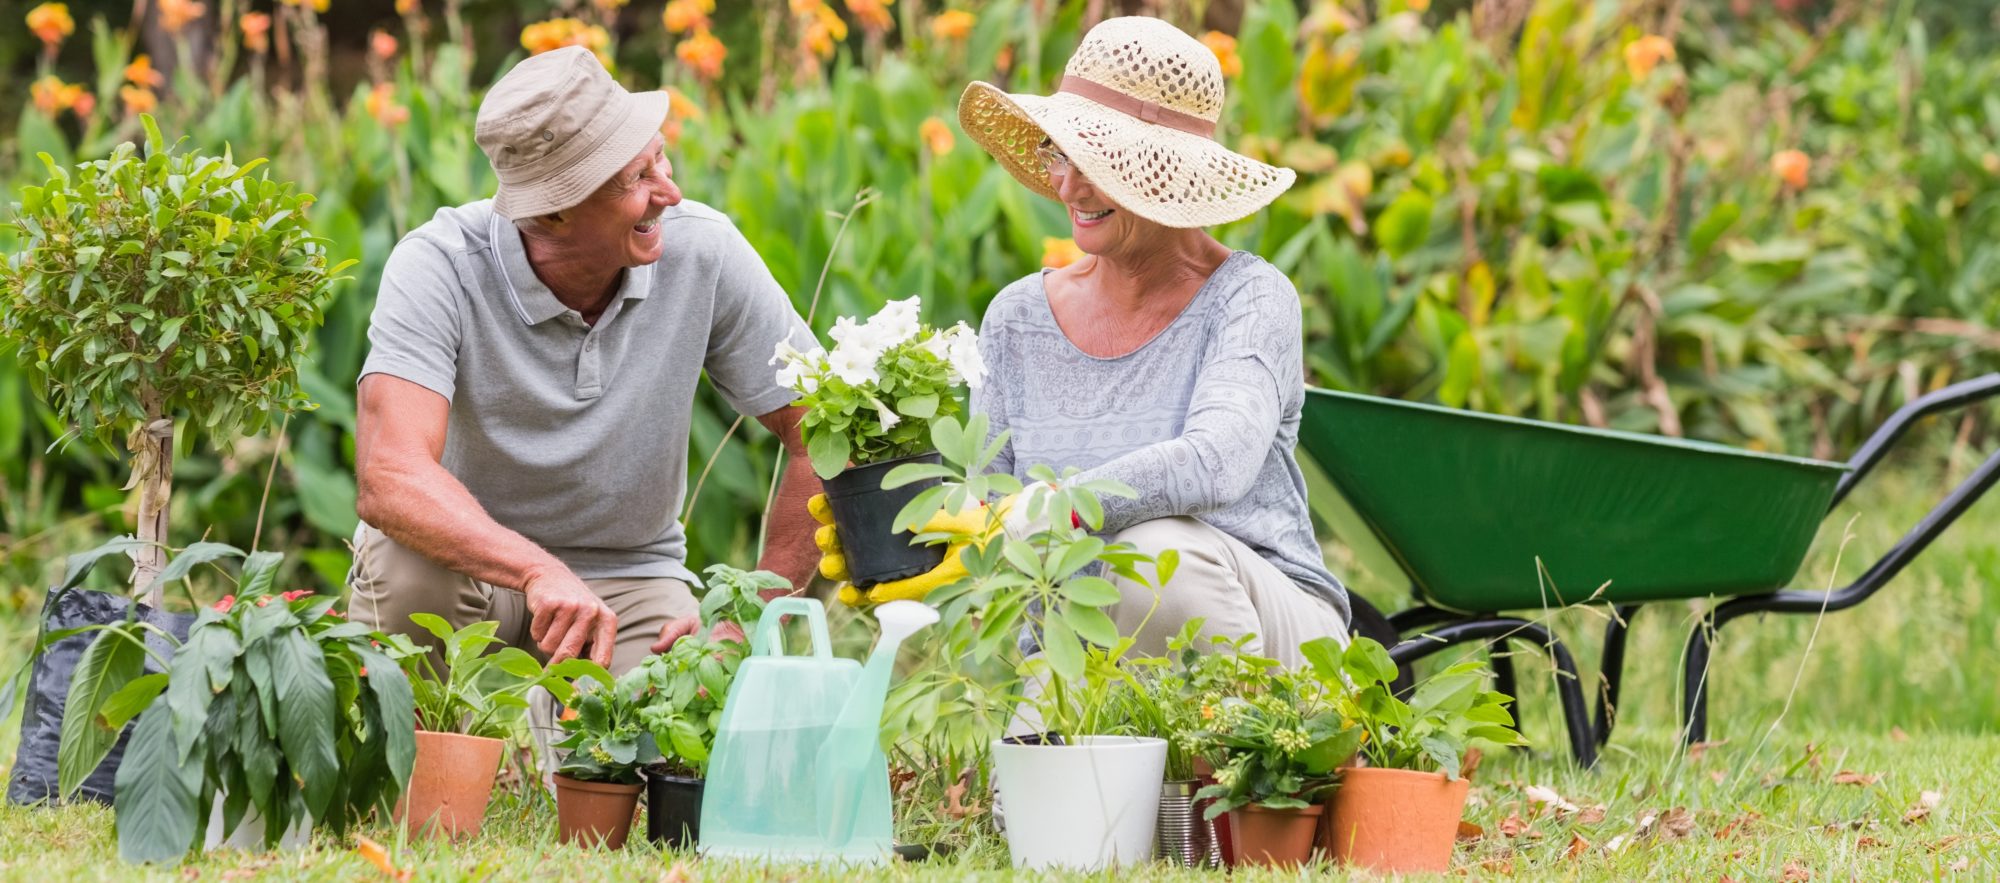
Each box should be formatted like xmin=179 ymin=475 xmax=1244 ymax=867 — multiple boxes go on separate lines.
xmin=1301 ymin=374 xmax=2000 ymax=767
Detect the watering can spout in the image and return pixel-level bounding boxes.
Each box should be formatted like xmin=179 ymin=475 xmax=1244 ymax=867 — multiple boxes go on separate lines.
xmin=815 ymin=601 xmax=939 ymax=847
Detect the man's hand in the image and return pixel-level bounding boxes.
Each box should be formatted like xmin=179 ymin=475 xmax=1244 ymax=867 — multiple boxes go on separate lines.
xmin=812 ymin=493 xmax=987 ymax=606
xmin=652 ymin=616 xmax=748 ymax=653
xmin=522 ymin=567 xmax=617 ymax=667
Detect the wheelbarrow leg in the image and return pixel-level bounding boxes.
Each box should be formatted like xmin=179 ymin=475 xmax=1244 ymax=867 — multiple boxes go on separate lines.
xmin=1391 ymin=618 xmax=1597 ymax=768
xmin=1489 ymin=640 xmax=1519 ymax=715
xmin=1594 ymin=604 xmax=1641 ymax=748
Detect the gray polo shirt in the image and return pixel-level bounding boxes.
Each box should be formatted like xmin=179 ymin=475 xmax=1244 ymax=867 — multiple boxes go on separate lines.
xmin=360 ymin=198 xmax=811 ymax=582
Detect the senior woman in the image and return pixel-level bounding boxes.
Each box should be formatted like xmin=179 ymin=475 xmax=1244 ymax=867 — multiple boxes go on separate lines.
xmin=954 ymin=16 xmax=1350 ymax=665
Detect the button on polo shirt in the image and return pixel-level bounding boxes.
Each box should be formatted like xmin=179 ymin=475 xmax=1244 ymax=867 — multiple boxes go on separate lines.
xmin=361 ymin=199 xmax=812 ymax=582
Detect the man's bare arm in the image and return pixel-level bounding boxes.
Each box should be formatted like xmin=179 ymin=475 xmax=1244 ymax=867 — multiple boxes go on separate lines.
xmin=354 ymin=373 xmax=617 ymax=665
xmin=753 ymin=404 xmax=822 ymax=593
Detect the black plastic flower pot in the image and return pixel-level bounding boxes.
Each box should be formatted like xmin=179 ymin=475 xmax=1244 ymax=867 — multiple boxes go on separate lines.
xmin=822 ymin=452 xmax=948 ymax=589
xmin=645 ymin=770 xmax=703 ymax=849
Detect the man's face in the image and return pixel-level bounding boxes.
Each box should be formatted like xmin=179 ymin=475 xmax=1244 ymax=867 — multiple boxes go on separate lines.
xmin=562 ymin=134 xmax=682 ymax=268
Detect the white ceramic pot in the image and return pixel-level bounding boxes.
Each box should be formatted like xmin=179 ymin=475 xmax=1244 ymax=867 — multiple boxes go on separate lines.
xmin=990 ymin=736 xmax=1167 ymax=871
xmin=205 ymin=796 xmax=311 ymax=852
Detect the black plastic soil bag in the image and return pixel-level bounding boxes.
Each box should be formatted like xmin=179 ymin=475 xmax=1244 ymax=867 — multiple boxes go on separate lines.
xmin=6 ymin=586 xmax=193 ymax=806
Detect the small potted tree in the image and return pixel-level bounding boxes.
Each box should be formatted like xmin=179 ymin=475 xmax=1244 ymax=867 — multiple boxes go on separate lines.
xmin=635 ymin=563 xmax=770 ymax=849
xmin=549 ymin=662 xmax=657 ymax=850
xmin=1304 ymin=636 xmax=1527 ymax=874
xmin=1191 ymin=663 xmax=1362 ymax=867
xmin=884 ymin=414 xmax=1179 ymax=871
xmin=397 ymin=614 xmax=551 ymax=839
xmin=51 ymin=542 xmax=416 ymax=862
xmin=774 ymin=296 xmax=984 ymax=587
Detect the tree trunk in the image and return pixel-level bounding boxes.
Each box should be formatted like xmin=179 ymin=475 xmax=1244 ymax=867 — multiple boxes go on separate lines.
xmin=129 ymin=395 xmax=175 ymax=605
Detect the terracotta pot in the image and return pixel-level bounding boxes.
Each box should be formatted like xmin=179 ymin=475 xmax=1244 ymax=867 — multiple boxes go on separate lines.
xmin=554 ymin=774 xmax=642 ymax=849
xmin=395 ymin=731 xmax=505 ymax=839
xmin=1229 ymin=803 xmax=1324 ymax=868
xmin=1325 ymin=766 xmax=1471 ymax=874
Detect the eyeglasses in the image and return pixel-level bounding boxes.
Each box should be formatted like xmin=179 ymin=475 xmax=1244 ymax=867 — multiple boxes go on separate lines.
xmin=1034 ymin=142 xmax=1072 ymax=178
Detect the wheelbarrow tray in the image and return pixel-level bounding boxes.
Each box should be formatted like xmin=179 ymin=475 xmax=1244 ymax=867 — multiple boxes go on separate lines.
xmin=1300 ymin=389 xmax=1849 ymax=612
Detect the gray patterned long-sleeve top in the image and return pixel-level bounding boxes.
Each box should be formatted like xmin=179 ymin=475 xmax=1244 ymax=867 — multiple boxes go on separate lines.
xmin=971 ymin=251 xmax=1349 ymax=622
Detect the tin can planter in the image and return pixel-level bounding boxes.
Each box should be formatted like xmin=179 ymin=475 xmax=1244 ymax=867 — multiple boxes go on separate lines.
xmin=644 ymin=769 xmax=703 ymax=849
xmin=554 ymin=774 xmax=642 ymax=849
xmin=396 ymin=731 xmax=505 ymax=839
xmin=1325 ymin=766 xmax=1471 ymax=874
xmin=821 ymin=453 xmax=948 ymax=588
xmin=1229 ymin=803 xmax=1323 ymax=867
xmin=1155 ymin=779 xmax=1218 ymax=868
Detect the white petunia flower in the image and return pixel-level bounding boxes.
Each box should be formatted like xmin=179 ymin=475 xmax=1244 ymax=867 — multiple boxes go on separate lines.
xmin=826 ymin=344 xmax=881 ymax=387
xmin=867 ymin=296 xmax=923 ymax=347
xmin=871 ymin=396 xmax=901 ymax=430
xmin=944 ymin=322 xmax=986 ymax=390
xmin=770 ymin=338 xmax=805 ymax=366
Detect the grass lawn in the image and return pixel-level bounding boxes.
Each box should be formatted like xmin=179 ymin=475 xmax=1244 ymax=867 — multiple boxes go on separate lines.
xmin=2 ymin=454 xmax=1996 ymax=879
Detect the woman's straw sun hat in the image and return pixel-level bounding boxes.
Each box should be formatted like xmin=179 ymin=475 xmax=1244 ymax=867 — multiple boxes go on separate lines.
xmin=958 ymin=16 xmax=1295 ymax=229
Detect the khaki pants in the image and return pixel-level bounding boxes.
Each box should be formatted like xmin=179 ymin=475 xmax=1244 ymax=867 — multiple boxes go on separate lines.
xmin=1106 ymin=516 xmax=1348 ymax=667
xmin=346 ymin=523 xmax=697 ymax=676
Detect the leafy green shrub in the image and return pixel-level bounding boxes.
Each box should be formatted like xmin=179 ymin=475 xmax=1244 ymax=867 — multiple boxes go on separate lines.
xmin=400 ymin=613 xmax=548 ymax=739
xmin=630 ymin=633 xmax=744 ymax=778
xmin=1302 ymin=635 xmax=1525 ymax=779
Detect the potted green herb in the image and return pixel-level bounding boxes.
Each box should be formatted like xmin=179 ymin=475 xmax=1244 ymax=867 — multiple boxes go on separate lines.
xmin=1191 ymin=660 xmax=1361 ymax=868
xmin=53 ymin=543 xmax=415 ymax=862
xmin=632 ymin=564 xmax=767 ymax=849
xmin=549 ymin=661 xmax=658 ymax=849
xmin=883 ymin=415 xmax=1177 ymax=871
xmin=397 ymin=614 xmax=550 ymax=839
xmin=774 ymin=296 xmax=983 ymax=587
xmin=1303 ymin=635 xmax=1526 ymax=874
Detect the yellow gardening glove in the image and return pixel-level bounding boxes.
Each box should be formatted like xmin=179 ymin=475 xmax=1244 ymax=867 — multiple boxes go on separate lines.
xmin=810 ymin=493 xmax=989 ymax=606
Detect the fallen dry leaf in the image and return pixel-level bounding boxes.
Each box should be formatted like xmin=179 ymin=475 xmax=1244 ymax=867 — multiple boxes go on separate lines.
xmin=1462 ymin=747 xmax=1485 ymax=780
xmin=1947 ymin=857 xmax=1970 ymax=872
xmin=1564 ymin=833 xmax=1591 ymax=860
xmin=1890 ymin=726 xmax=1909 ymax=742
xmin=1605 ymin=834 xmax=1629 ymax=853
xmin=1457 ymin=820 xmax=1485 ymax=841
xmin=1928 ymin=835 xmax=1965 ymax=853
xmin=1904 ymin=790 xmax=1943 ymax=825
xmin=1476 ymin=856 xmax=1516 ymax=875
xmin=1577 ymin=804 xmax=1608 ymax=825
xmin=1498 ymin=812 xmax=1529 ymax=837
xmin=661 ymin=862 xmax=691 ymax=883
xmin=1523 ymin=784 xmax=1580 ymax=814
xmin=1714 ymin=812 xmax=1762 ymax=840
xmin=355 ymin=835 xmax=411 ymax=882
xmin=1832 ymin=770 xmax=1883 ymax=787
xmin=1637 ymin=810 xmax=1658 ymax=833
xmin=1719 ymin=876 xmax=1740 ymax=883
xmin=944 ymin=779 xmax=983 ymax=818
xmin=1857 ymin=836 xmax=1885 ymax=849
xmin=1686 ymin=739 xmax=1729 ymax=762
xmin=1659 ymin=806 xmax=1695 ymax=840
xmin=1780 ymin=860 xmax=1813 ymax=882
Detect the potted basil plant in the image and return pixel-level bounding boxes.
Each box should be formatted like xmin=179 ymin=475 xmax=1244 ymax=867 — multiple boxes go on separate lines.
xmin=774 ymin=296 xmax=984 ymax=587
xmin=397 ymin=614 xmax=551 ymax=839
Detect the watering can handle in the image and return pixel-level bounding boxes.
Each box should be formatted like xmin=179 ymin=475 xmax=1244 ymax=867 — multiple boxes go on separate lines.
xmin=751 ymin=596 xmax=834 ymax=659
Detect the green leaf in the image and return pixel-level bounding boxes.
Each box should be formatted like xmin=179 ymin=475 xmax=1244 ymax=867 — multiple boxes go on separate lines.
xmin=356 ymin=647 xmax=418 ymax=805
xmin=1058 ymin=575 xmax=1121 ymax=607
xmin=166 ymin=624 xmax=238 ymax=763
xmin=895 ymin=394 xmax=939 ymax=419
xmin=807 ymin=428 xmax=850 ymax=480
xmin=1040 ymin=616 xmax=1084 ymax=682
xmin=98 ymin=673 xmax=169 ymax=732
xmin=1419 ymin=733 xmax=1462 ymax=779
xmin=272 ymin=630 xmax=340 ymax=818
xmin=1375 ymin=190 xmax=1434 ymax=259
xmin=1299 ymin=636 xmax=1344 ymax=682
xmin=1343 ymin=637 xmax=1399 ymax=687
xmin=1060 ymin=603 xmax=1120 ymax=648
xmin=114 ymin=702 xmax=201 ymax=863
xmin=58 ymin=629 xmax=146 ymax=799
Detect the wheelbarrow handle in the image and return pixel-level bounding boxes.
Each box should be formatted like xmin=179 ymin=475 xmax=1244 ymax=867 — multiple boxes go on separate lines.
xmin=1831 ymin=373 xmax=2000 ymax=509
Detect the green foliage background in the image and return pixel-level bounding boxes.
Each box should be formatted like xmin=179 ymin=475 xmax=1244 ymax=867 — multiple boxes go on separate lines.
xmin=1 ymin=0 xmax=1995 ymax=602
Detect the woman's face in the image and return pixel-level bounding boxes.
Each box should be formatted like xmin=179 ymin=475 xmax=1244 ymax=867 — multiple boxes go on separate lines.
xmin=1045 ymin=143 xmax=1163 ymax=259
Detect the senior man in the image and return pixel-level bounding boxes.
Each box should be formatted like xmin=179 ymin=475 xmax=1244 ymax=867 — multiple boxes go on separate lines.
xmin=349 ymin=46 xmax=818 ymax=674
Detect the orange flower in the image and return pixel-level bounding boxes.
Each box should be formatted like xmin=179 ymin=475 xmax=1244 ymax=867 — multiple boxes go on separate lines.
xmin=929 ymin=9 xmax=974 ymax=41
xmin=396 ymin=0 xmax=420 ymax=14
xmin=1201 ymin=31 xmax=1241 ymax=78
xmin=920 ymin=116 xmax=954 ymax=156
xmin=240 ymin=12 xmax=271 ymax=53
xmin=1623 ymin=34 xmax=1675 ymax=79
xmin=30 ymin=76 xmax=86 ymax=115
xmin=675 ymin=27 xmax=726 ymax=82
xmin=124 ymin=54 xmax=166 ymax=88
xmin=520 ymin=18 xmax=613 ymax=68
xmin=666 ymin=86 xmax=705 ymax=122
xmin=120 ymin=84 xmax=158 ymax=115
xmin=847 ymin=0 xmax=894 ymax=34
xmin=1041 ymin=237 xmax=1083 ymax=269
xmin=27 ymin=3 xmax=74 ymax=47
xmin=370 ymin=29 xmax=398 ymax=60
xmin=801 ymin=4 xmax=847 ymax=59
xmin=592 ymin=0 xmax=629 ymax=10
xmin=157 ymin=0 xmax=206 ymax=34
xmin=367 ymin=82 xmax=410 ymax=127
xmin=1771 ymin=149 xmax=1810 ymax=190
xmin=280 ymin=0 xmax=331 ymax=12
xmin=662 ymin=0 xmax=713 ymax=34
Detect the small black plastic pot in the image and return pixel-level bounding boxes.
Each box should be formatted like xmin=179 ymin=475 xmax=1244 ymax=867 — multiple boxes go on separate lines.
xmin=645 ymin=770 xmax=703 ymax=849
xmin=822 ymin=452 xmax=948 ymax=588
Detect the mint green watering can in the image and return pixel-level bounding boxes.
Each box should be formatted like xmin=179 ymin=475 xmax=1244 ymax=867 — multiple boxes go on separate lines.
xmin=699 ymin=597 xmax=936 ymax=863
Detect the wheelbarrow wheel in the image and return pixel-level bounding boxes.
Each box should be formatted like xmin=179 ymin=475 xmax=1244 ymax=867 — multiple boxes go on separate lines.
xmin=1344 ymin=592 xmax=1415 ymax=695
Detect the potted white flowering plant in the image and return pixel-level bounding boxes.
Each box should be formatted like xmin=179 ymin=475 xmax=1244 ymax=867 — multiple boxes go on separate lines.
xmin=773 ymin=296 xmax=984 ymax=587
